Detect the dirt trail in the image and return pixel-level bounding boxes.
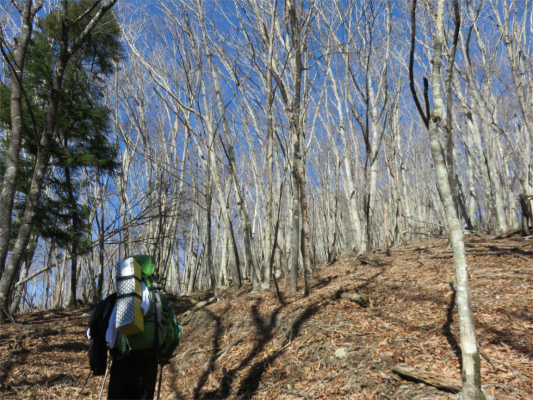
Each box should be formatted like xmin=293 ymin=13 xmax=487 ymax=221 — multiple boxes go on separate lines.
xmin=1 ymin=236 xmax=532 ymax=399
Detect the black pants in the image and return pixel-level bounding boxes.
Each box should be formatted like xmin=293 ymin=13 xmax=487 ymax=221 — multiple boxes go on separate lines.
xmin=107 ymin=355 xmax=158 ymax=400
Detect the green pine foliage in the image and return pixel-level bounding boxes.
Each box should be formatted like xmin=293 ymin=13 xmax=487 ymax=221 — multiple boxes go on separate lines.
xmin=0 ymin=0 xmax=125 ymax=254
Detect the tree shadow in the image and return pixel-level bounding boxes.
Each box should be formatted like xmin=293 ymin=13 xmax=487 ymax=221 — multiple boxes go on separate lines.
xmin=0 ymin=346 xmax=31 ymax=385
xmin=312 ymin=276 xmax=334 ymax=290
xmin=200 ymin=298 xmax=283 ymax=399
xmin=192 ymin=306 xmax=228 ymax=399
xmin=236 ymin=303 xmax=319 ymax=398
xmin=197 ymin=298 xmax=320 ymax=399
xmin=486 ymin=245 xmax=533 ymax=257
xmin=356 ymin=270 xmax=384 ymax=291
xmin=442 ymin=285 xmax=462 ymax=365
xmin=478 ymin=321 xmax=533 ymax=359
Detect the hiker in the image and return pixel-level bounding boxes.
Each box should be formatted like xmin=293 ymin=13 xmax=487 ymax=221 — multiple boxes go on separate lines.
xmin=87 ymin=255 xmax=181 ymax=400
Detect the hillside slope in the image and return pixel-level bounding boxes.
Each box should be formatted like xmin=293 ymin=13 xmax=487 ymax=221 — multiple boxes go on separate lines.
xmin=1 ymin=236 xmax=532 ymax=400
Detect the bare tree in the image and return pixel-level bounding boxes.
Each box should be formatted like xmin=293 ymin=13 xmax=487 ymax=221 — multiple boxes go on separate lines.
xmin=410 ymin=0 xmax=486 ymax=397
xmin=232 ymin=0 xmax=281 ymax=291
xmin=488 ymin=0 xmax=533 ymax=234
xmin=452 ymin=2 xmax=510 ymax=235
xmin=268 ymin=0 xmax=314 ymax=294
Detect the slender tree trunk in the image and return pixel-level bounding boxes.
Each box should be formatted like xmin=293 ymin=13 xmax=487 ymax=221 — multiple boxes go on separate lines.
xmin=411 ymin=0 xmax=486 ymax=397
xmin=187 ymin=13 xmax=242 ymax=289
xmin=283 ymin=206 xmax=291 ymax=293
xmin=445 ymin=59 xmax=472 ymax=230
xmin=204 ymin=171 xmax=217 ymax=298
xmin=261 ymin=3 xmax=277 ymax=290
xmin=339 ymin=60 xmax=367 ymax=254
xmin=285 ymin=0 xmax=310 ymax=294
xmin=289 ymin=156 xmax=300 ymax=293
xmin=64 ymin=160 xmax=79 ymax=308
xmin=68 ymin=246 xmax=78 ymax=308
xmin=96 ymin=209 xmax=105 ymax=302
xmin=185 ymin=194 xmax=200 ymax=295
xmin=383 ymin=203 xmax=390 ymax=256
xmin=217 ymin=235 xmax=229 ymax=287
xmin=299 ymin=152 xmax=311 ymax=296
xmin=199 ymin=10 xmax=256 ymax=290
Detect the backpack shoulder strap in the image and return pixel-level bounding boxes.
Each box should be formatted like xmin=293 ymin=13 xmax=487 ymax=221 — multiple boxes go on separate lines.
xmin=149 ymin=280 xmax=167 ymax=351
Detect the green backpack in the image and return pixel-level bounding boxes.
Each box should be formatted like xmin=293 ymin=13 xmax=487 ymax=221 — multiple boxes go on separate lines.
xmin=114 ymin=255 xmax=182 ymax=362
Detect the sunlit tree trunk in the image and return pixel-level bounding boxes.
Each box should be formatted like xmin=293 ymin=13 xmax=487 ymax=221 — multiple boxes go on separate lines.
xmin=410 ymin=0 xmax=486 ymax=397
xmin=0 ymin=0 xmax=43 ymax=273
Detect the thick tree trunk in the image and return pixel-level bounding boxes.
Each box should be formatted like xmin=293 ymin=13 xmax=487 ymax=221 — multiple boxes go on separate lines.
xmin=0 ymin=0 xmax=43 ymax=273
xmin=65 ymin=161 xmax=78 ymax=308
xmin=52 ymin=248 xmax=67 ymax=309
xmin=0 ymin=104 xmax=56 ymax=321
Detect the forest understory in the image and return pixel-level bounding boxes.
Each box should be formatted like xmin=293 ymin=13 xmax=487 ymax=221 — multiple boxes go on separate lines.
xmin=1 ymin=234 xmax=532 ymax=400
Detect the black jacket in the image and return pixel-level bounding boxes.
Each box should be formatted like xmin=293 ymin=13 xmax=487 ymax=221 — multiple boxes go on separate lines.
xmin=87 ymin=293 xmax=117 ymax=375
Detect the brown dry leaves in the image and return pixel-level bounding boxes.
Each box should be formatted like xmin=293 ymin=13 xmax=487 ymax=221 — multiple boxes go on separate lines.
xmin=1 ymin=235 xmax=532 ymax=399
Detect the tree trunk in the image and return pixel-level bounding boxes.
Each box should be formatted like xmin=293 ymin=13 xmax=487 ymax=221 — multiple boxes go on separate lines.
xmin=96 ymin=209 xmax=105 ymax=303
xmin=9 ymin=238 xmax=37 ymax=314
xmin=289 ymin=160 xmax=300 ymax=293
xmin=411 ymin=0 xmax=486 ymax=397
xmin=0 ymin=103 xmax=57 ymax=321
xmin=519 ymin=194 xmax=532 ymax=236
xmin=204 ymin=175 xmax=218 ymax=298
xmin=261 ymin=3 xmax=277 ymax=290
xmin=68 ymin=246 xmax=78 ymax=308
xmin=188 ymin=13 xmax=242 ymax=290
xmin=0 ymin=0 xmax=43 ymax=273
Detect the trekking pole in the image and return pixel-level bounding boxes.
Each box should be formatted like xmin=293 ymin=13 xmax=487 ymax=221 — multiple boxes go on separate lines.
xmin=156 ymin=362 xmax=164 ymax=400
xmin=98 ymin=359 xmax=111 ymax=400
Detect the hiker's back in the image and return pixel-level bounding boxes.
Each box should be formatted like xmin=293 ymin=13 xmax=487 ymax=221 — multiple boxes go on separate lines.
xmin=110 ymin=255 xmax=181 ymax=361
xmin=86 ymin=255 xmax=181 ymax=400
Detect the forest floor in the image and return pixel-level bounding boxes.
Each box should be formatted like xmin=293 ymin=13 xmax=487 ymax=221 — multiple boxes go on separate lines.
xmin=1 ymin=234 xmax=532 ymax=400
